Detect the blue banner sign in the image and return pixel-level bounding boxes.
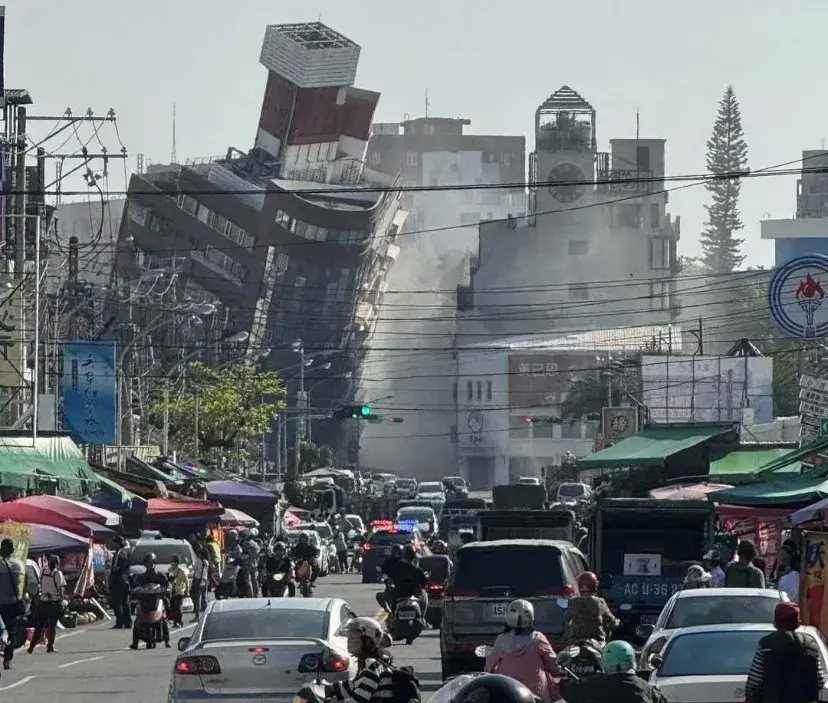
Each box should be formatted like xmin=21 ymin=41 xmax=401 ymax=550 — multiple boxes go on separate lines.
xmin=62 ymin=341 xmax=117 ymax=444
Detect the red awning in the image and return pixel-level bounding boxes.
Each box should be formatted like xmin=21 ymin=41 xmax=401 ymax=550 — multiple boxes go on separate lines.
xmin=12 ymin=495 xmax=121 ymax=526
xmin=716 ymin=504 xmax=792 ymax=522
xmin=146 ymin=497 xmax=223 ymax=520
xmin=0 ymin=503 xmax=96 ymax=538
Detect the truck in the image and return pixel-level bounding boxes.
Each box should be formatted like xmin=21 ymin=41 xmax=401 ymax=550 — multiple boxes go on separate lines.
xmin=477 ymin=508 xmax=578 ymax=543
xmin=589 ymin=498 xmax=714 ymax=638
xmin=492 ymin=484 xmax=547 ymax=510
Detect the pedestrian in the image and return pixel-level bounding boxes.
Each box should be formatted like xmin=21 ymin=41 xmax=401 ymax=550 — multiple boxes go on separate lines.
xmin=190 ymin=547 xmax=209 ymax=621
xmin=0 ymin=538 xmax=25 ymax=670
xmin=703 ymin=549 xmax=726 ymax=588
xmin=725 ymin=540 xmax=766 ymax=588
xmin=109 ymin=535 xmax=132 ymax=629
xmin=28 ymin=554 xmax=66 ymax=654
xmin=776 ymin=545 xmax=800 ymax=603
xmin=335 ymin=530 xmax=349 ymax=573
xmin=167 ymin=556 xmax=189 ymax=628
xmin=745 ymin=602 xmax=825 ymax=703
xmin=682 ymin=564 xmax=711 ymax=590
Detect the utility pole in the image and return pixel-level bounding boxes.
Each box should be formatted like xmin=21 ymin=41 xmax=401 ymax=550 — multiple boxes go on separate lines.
xmin=194 ymin=393 xmax=199 ymax=458
xmin=13 ymin=105 xmax=25 ymax=279
xmin=291 ymin=342 xmax=305 ymax=482
xmin=163 ymin=378 xmax=170 ymax=456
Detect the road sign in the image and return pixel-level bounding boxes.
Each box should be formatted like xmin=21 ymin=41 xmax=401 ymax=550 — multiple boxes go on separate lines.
xmin=769 ymin=255 xmax=828 ymax=338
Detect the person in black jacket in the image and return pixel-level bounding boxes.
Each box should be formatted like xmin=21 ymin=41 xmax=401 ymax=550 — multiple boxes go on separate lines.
xmin=109 ymin=536 xmax=132 ymax=629
xmin=745 ymin=602 xmax=825 ymax=703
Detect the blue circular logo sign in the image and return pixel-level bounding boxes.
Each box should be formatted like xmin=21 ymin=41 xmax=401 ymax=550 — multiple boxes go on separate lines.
xmin=769 ymin=254 xmax=828 ymax=338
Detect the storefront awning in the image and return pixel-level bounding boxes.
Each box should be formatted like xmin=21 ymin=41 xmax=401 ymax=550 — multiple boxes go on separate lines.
xmin=0 ymin=434 xmax=100 ymax=497
xmin=709 ymin=471 xmax=828 ymax=508
xmin=578 ymin=425 xmax=733 ymax=469
xmin=710 ymin=448 xmax=798 ymax=483
xmin=753 ymin=436 xmax=828 ymax=480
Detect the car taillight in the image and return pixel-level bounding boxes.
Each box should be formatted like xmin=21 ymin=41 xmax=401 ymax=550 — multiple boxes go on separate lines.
xmin=176 ymin=656 xmax=221 ymax=675
xmin=428 ymin=583 xmax=444 ymax=594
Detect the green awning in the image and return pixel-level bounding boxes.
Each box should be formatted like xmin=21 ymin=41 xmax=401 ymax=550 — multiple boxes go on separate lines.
xmin=709 ymin=470 xmax=828 ymax=507
xmin=0 ymin=435 xmax=100 ymax=497
xmin=578 ymin=425 xmax=732 ymax=469
xmin=710 ymin=448 xmax=799 ymax=483
xmin=754 ymin=436 xmax=828 ymax=480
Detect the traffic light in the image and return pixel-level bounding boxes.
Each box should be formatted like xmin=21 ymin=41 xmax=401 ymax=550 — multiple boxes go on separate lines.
xmin=332 ymin=404 xmax=381 ymax=421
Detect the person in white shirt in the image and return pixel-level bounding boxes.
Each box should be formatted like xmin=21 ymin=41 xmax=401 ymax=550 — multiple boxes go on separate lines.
xmin=704 ymin=549 xmax=726 ymax=588
xmin=28 ymin=554 xmax=66 ymax=654
xmin=776 ymin=546 xmax=800 ymax=603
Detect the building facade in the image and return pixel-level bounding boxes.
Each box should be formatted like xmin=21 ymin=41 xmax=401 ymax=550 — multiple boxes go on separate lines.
xmin=762 ymin=150 xmax=828 ymax=264
xmin=115 ymin=22 xmax=406 ymax=461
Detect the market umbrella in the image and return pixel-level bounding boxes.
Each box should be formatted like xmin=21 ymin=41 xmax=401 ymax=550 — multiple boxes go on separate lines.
xmin=146 ymin=497 xmax=224 ymax=521
xmin=13 ymin=495 xmax=121 ymax=526
xmin=790 ymin=497 xmax=828 ymax=527
xmin=22 ymin=523 xmax=90 ymax=556
xmin=649 ymin=482 xmax=734 ymax=501
xmin=219 ymin=508 xmax=260 ymax=528
xmin=206 ymin=480 xmax=278 ymax=505
xmin=0 ymin=501 xmax=98 ymax=538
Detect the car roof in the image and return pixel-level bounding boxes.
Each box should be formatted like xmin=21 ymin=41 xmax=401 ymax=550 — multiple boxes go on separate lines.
xmin=667 ymin=623 xmax=775 ymax=638
xmin=459 ymin=538 xmax=576 ymax=550
xmin=134 ymin=538 xmax=190 ymax=546
xmin=673 ymin=588 xmax=785 ymax=599
xmin=208 ymin=597 xmax=340 ymax=614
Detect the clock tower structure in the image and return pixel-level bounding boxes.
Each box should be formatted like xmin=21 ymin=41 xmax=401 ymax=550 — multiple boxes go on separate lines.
xmin=530 ymin=86 xmax=596 ymax=213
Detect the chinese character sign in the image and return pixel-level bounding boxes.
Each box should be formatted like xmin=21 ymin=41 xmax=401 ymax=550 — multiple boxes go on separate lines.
xmin=61 ymin=341 xmax=117 ymax=444
xmin=508 ymin=352 xmax=587 ymax=409
xmin=801 ymin=532 xmax=828 ymax=634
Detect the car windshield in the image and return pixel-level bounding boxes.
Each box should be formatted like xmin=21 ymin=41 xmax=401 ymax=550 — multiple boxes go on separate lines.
xmin=660 ymin=630 xmax=777 ymax=676
xmin=203 ymin=609 xmax=327 ymax=641
xmin=558 ymin=484 xmax=585 ymax=497
xmin=398 ymin=508 xmax=434 ymax=521
xmin=419 ymin=483 xmax=443 ymax=493
xmin=454 ymin=546 xmax=563 ymax=593
xmin=666 ymin=595 xmax=781 ymax=629
xmin=130 ymin=544 xmax=193 ymax=566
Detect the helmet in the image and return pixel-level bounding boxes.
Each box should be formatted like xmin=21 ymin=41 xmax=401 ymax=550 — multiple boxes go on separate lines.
xmin=338 ymin=617 xmax=391 ymax=649
xmin=143 ymin=552 xmax=157 ymax=566
xmin=272 ymin=541 xmax=286 ymax=554
xmin=249 ymin=528 xmax=259 ymax=539
xmin=389 ymin=544 xmax=404 ymax=559
xmin=239 ymin=528 xmax=251 ymax=540
xmin=684 ymin=564 xmax=710 ymax=587
xmin=504 ymin=599 xmax=535 ymax=630
xmin=431 ymin=540 xmax=448 ymax=555
xmin=602 ymin=640 xmax=636 ymax=673
xmin=452 ymin=674 xmax=537 ymax=703
xmin=577 ymin=571 xmax=599 ymax=595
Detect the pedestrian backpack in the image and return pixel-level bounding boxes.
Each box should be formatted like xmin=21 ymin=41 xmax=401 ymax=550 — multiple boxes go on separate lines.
xmin=782 ymin=633 xmax=820 ymax=703
xmin=390 ymin=664 xmax=421 ymax=703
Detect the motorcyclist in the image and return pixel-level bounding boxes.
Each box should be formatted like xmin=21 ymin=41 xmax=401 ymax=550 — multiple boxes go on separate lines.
xmin=564 ymin=571 xmax=619 ymax=647
xmin=238 ymin=539 xmax=261 ymax=598
xmin=377 ymin=544 xmax=405 ymax=612
xmin=560 ymin=640 xmax=668 ymax=703
xmin=290 ymin=532 xmax=320 ymax=585
xmin=263 ymin=541 xmax=295 ymax=597
xmin=378 ymin=544 xmax=427 ymax=618
xmin=130 ymin=553 xmax=170 ymax=649
xmin=485 ymin=599 xmax=561 ymax=702
xmin=297 ymin=616 xmax=398 ymax=703
xmin=441 ymin=674 xmax=538 ymax=703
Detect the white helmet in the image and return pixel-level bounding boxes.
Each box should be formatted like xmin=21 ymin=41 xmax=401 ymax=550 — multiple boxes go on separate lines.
xmin=338 ymin=617 xmax=391 ymax=649
xmin=504 ymin=599 xmax=535 ymax=630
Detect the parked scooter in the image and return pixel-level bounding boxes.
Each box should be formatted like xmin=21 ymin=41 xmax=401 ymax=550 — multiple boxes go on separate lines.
xmin=131 ymin=583 xmax=167 ymax=649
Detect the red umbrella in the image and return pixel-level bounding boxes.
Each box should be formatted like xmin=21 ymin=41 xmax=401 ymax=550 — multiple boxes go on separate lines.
xmin=146 ymin=497 xmax=223 ymax=520
xmin=0 ymin=501 xmax=97 ymax=538
xmin=12 ymin=495 xmax=121 ymax=526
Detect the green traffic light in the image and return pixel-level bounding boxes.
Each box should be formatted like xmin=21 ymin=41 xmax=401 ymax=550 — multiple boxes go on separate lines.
xmin=360 ymin=404 xmax=372 ymax=417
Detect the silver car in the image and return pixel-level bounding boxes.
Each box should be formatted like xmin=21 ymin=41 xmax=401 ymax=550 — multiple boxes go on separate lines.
xmin=170 ymin=598 xmax=358 ymax=703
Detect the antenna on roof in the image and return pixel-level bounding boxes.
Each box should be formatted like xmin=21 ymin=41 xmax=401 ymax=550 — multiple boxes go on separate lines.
xmin=425 ymin=89 xmax=430 ymax=119
xmin=635 ymin=109 xmax=640 ymax=141
xmin=171 ymin=102 xmax=177 ymax=164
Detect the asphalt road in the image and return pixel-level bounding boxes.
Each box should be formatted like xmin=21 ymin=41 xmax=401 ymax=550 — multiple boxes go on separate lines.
xmin=0 ymin=573 xmax=443 ymax=701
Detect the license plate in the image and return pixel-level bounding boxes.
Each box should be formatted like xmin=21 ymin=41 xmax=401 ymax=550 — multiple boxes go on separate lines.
xmin=571 ymin=664 xmax=597 ymax=675
xmin=489 ymin=602 xmax=507 ymax=619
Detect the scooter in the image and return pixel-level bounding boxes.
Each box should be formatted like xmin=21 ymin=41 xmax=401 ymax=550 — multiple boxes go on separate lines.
xmin=131 ymin=583 xmax=167 ymax=649
xmin=388 ymin=594 xmax=424 ymax=645
xmin=263 ymin=572 xmax=291 ymax=597
xmin=557 ymin=640 xmax=604 ymax=678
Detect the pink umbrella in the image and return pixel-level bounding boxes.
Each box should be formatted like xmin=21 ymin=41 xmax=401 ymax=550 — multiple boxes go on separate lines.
xmin=649 ymin=482 xmax=734 ymax=501
xmin=10 ymin=495 xmax=121 ymax=526
xmin=219 ymin=508 xmax=259 ymax=528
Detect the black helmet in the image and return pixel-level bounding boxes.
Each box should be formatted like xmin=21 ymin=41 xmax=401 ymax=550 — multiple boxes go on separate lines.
xmin=143 ymin=552 xmax=157 ymax=566
xmin=453 ymin=674 xmax=537 ymax=703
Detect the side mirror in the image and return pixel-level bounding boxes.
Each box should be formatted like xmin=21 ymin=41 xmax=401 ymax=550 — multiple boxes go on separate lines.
xmin=177 ymin=637 xmax=191 ymax=652
xmin=648 ymin=653 xmax=663 ymax=670
xmin=635 ymin=624 xmax=655 ymax=640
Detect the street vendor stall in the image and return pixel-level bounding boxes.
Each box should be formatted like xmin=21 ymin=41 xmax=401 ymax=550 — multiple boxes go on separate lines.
xmin=142 ymin=497 xmax=224 ymax=537
xmin=0 ymin=499 xmax=102 ymax=538
xmin=713 ymin=503 xmax=791 ymax=573
xmin=206 ymin=479 xmax=278 ymax=530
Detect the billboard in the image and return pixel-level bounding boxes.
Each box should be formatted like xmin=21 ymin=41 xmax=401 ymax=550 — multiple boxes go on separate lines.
xmin=61 ymin=341 xmax=117 ymax=445
xmin=508 ymin=352 xmax=591 ymax=410
xmin=641 ymin=354 xmax=773 ymax=424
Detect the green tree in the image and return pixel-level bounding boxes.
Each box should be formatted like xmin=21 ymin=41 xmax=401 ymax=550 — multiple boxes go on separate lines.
xmin=560 ymin=375 xmax=608 ymax=419
xmin=151 ymin=362 xmax=286 ymax=455
xmin=701 ymin=85 xmax=748 ymax=273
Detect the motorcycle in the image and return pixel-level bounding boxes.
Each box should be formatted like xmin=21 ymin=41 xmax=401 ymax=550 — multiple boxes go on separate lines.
xmin=296 ymin=560 xmax=314 ymax=598
xmin=557 ymin=640 xmax=604 ymax=678
xmin=388 ymin=593 xmax=424 ymax=645
xmin=263 ymin=571 xmax=291 ymax=597
xmin=131 ymin=583 xmax=167 ymax=649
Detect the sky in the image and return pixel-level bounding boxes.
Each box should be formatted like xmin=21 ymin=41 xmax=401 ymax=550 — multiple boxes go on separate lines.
xmin=7 ymin=0 xmax=828 ymax=267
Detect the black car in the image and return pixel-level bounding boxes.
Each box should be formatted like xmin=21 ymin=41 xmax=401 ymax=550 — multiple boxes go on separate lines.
xmin=360 ymin=529 xmax=425 ymax=583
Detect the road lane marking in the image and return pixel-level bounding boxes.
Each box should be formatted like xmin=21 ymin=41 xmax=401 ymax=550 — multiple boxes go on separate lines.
xmin=170 ymin=623 xmax=196 ymax=635
xmin=0 ymin=675 xmax=36 ymax=690
xmin=55 ymin=629 xmax=85 ymax=641
xmin=58 ymin=655 xmax=105 ymax=669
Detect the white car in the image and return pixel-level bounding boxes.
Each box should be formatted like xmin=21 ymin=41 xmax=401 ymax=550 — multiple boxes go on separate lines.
xmin=638 ymin=587 xmax=789 ymax=666
xmin=171 ymin=598 xmax=358 ymax=703
xmin=649 ymin=623 xmax=828 ymax=702
xmin=395 ymin=505 xmax=438 ymax=536
xmin=416 ymin=482 xmax=446 ymax=511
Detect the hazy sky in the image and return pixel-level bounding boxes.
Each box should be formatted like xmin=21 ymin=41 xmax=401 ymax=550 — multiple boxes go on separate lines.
xmin=8 ymin=0 xmax=827 ymax=267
